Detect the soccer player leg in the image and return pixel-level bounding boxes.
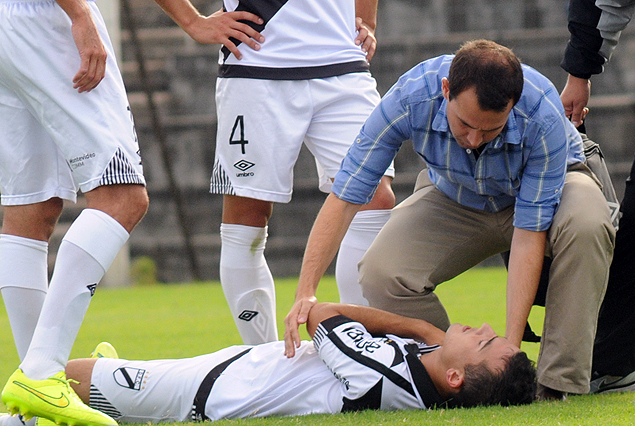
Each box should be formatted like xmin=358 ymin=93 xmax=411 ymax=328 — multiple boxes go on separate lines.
xmin=0 ymin=200 xmax=61 ymax=362
xmin=220 ymin=220 xmax=278 ymax=344
xmin=213 ymin=79 xmax=312 ymax=344
xmin=305 ymin=73 xmax=393 ymax=305
xmin=540 ymin=168 xmax=615 ymax=395
xmin=18 ymin=205 xmax=133 ymax=379
xmin=0 ymin=234 xmax=49 ymax=361
xmin=0 ymin=84 xmax=69 ymax=363
xmin=335 ymin=177 xmax=394 ymax=305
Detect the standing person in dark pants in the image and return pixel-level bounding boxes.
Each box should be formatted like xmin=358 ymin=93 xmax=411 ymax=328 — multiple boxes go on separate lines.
xmin=561 ymin=0 xmax=635 ymax=393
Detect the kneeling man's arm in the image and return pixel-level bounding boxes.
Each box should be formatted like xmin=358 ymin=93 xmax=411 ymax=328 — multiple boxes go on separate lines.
xmin=307 ymin=302 xmax=445 ymax=346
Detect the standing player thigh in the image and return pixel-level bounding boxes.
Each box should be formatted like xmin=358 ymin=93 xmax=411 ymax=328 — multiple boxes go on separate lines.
xmin=0 ymin=84 xmax=77 ymax=206
xmin=303 ymin=73 xmax=388 ymax=192
xmin=0 ymin=0 xmax=143 ymax=195
xmin=213 ymin=78 xmax=315 ymax=203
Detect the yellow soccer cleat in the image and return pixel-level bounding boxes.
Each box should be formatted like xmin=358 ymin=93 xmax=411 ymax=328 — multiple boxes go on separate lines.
xmin=89 ymin=343 xmax=118 ymax=360
xmin=34 ymin=417 xmax=55 ymax=426
xmin=1 ymin=369 xmax=116 ymax=426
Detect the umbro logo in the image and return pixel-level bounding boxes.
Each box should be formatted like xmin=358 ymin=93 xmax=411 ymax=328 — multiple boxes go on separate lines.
xmin=234 ymin=160 xmax=255 ymax=171
xmin=238 ymin=310 xmax=259 ymax=322
xmin=87 ymin=283 xmax=97 ymax=297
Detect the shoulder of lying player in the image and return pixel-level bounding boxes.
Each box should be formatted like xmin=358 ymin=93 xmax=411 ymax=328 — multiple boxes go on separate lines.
xmin=312 ymin=315 xmax=445 ymax=410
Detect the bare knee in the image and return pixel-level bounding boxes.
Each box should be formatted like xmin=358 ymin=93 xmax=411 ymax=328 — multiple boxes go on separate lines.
xmin=85 ymin=184 xmax=149 ymax=233
xmin=362 ymin=176 xmax=395 ymax=211
xmin=66 ymin=358 xmax=98 ymax=404
xmin=222 ymin=195 xmax=273 ymax=227
xmin=2 ymin=198 xmax=64 ymax=241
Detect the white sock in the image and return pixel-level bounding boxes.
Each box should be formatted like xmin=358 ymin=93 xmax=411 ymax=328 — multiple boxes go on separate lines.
xmin=220 ymin=223 xmax=277 ymax=344
xmin=20 ymin=209 xmax=129 ymax=379
xmin=335 ymin=209 xmax=391 ymax=305
xmin=0 ymin=235 xmax=48 ymax=361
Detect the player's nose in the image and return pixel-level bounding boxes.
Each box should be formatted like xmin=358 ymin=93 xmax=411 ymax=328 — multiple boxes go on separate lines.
xmin=476 ymin=323 xmax=495 ymax=336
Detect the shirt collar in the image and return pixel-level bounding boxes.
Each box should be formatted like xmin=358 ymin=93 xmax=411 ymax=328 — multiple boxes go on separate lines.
xmin=404 ymin=344 xmax=447 ymax=409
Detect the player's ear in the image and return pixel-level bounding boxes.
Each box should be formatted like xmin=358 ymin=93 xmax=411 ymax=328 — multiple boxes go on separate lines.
xmin=446 ymin=368 xmax=464 ymax=389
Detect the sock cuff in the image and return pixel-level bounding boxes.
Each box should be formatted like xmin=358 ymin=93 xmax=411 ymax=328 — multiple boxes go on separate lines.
xmin=0 ymin=234 xmax=48 ymax=291
xmin=220 ymin=223 xmax=268 ymax=248
xmin=62 ymin=209 xmax=129 ymax=270
xmin=0 ymin=234 xmax=48 ymax=253
xmin=350 ymin=209 xmax=392 ymax=231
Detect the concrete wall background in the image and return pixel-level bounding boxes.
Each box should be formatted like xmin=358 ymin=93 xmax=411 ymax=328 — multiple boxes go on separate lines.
xmin=57 ymin=0 xmax=635 ymax=282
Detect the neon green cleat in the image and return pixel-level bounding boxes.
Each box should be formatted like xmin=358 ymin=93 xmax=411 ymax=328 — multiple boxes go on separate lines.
xmin=34 ymin=417 xmax=55 ymax=426
xmin=1 ymin=369 xmax=116 ymax=426
xmin=89 ymin=343 xmax=118 ymax=360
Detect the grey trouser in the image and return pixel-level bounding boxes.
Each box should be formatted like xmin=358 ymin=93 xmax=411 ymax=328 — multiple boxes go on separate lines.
xmin=359 ymin=166 xmax=615 ymax=394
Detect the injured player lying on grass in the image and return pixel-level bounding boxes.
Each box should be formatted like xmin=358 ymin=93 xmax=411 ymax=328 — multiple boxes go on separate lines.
xmin=2 ymin=303 xmax=536 ymax=425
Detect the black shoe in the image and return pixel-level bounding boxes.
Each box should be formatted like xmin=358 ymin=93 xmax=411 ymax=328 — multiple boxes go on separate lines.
xmin=536 ymin=384 xmax=567 ymax=401
xmin=590 ymin=370 xmax=635 ymax=394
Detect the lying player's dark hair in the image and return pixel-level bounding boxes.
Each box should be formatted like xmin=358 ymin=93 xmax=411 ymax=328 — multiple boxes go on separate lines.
xmin=448 ymin=39 xmax=524 ymax=112
xmin=448 ymin=351 xmax=536 ymax=408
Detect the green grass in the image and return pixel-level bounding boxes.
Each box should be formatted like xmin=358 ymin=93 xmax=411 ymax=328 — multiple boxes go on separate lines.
xmin=1 ymin=267 xmax=634 ymax=425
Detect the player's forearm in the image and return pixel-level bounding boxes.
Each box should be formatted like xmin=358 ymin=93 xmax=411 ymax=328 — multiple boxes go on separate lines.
xmin=505 ymin=228 xmax=546 ymax=347
xmin=153 ymin=0 xmax=202 ymax=35
xmin=55 ymin=0 xmax=93 ymax=24
xmin=307 ymin=303 xmax=445 ymax=345
xmin=355 ymin=0 xmax=378 ymax=31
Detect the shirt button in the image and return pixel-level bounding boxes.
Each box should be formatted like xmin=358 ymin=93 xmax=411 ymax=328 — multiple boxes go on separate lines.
xmin=488 ymin=196 xmax=494 ymax=201
xmin=466 ymin=149 xmax=472 ymax=154
xmin=476 ymin=179 xmax=482 ymax=184
xmin=356 ymin=138 xmax=361 ymax=143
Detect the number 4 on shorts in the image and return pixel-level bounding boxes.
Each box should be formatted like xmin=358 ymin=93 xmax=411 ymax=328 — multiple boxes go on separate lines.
xmin=229 ymin=115 xmax=249 ymax=154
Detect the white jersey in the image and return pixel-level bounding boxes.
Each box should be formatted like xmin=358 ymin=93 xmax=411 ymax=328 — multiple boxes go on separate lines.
xmin=89 ymin=316 xmax=443 ymax=422
xmin=219 ymin=0 xmax=369 ymax=79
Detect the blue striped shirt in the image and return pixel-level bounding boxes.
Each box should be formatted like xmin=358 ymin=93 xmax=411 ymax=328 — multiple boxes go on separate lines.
xmin=332 ymin=55 xmax=585 ymax=231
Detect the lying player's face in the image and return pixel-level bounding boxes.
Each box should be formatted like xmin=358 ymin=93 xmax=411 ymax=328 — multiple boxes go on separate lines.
xmin=442 ymin=323 xmax=519 ymax=372
xmin=442 ymin=79 xmax=512 ymax=150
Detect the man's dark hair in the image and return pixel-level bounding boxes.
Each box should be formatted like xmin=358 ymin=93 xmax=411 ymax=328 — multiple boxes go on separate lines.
xmin=447 ymin=351 xmax=536 ymax=408
xmin=448 ymin=39 xmax=524 ymax=112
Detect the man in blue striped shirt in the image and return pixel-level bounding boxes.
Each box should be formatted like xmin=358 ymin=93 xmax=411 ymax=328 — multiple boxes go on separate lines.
xmin=285 ymin=40 xmax=615 ymax=400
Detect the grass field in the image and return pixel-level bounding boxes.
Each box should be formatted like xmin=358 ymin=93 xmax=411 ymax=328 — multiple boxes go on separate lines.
xmin=1 ymin=267 xmax=634 ymax=425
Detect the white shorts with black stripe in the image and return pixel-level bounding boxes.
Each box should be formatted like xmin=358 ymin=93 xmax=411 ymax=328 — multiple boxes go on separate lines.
xmin=0 ymin=0 xmax=145 ymax=206
xmin=210 ymin=73 xmax=394 ymax=203
xmin=89 ymin=346 xmax=252 ymax=423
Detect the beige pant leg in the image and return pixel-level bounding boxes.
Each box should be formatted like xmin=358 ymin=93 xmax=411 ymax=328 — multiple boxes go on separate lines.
xmin=359 ymin=171 xmax=513 ymax=330
xmin=538 ymin=168 xmax=615 ymax=394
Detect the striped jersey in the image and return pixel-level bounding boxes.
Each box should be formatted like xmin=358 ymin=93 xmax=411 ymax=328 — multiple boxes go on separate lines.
xmin=205 ymin=315 xmax=443 ymax=420
xmin=219 ymin=0 xmax=370 ymax=79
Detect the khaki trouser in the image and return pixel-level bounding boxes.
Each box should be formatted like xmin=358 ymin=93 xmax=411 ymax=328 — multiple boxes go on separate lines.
xmin=360 ymin=166 xmax=615 ymax=394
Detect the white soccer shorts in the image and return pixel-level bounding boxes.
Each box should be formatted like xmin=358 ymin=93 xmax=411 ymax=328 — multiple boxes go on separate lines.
xmin=210 ymin=73 xmax=394 ymax=203
xmin=89 ymin=347 xmax=251 ymax=423
xmin=0 ymin=0 xmax=145 ymax=206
